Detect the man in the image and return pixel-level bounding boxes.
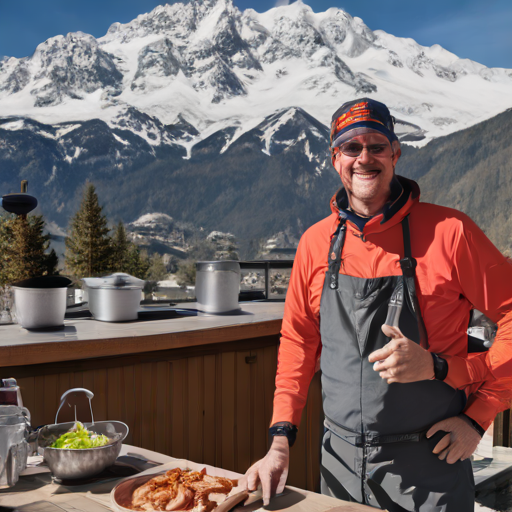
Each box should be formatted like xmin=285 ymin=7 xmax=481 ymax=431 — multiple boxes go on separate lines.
xmin=242 ymin=98 xmax=512 ymax=511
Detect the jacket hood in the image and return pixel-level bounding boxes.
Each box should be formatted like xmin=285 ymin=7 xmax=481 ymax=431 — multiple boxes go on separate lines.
xmin=329 ymin=175 xmax=420 ymax=235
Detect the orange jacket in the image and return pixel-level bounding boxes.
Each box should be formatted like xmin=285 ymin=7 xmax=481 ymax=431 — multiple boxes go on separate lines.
xmin=272 ymin=177 xmax=512 ymax=431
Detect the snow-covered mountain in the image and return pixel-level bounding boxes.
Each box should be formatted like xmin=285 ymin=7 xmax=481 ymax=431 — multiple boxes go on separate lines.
xmin=1 ymin=0 xmax=511 ymax=151
xmin=1 ymin=0 xmax=512 ymax=255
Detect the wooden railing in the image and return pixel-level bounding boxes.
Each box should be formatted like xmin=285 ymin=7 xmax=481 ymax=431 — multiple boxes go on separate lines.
xmin=494 ymin=410 xmax=511 ymax=447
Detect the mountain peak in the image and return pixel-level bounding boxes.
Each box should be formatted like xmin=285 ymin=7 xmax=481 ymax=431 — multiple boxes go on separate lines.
xmin=0 ymin=0 xmax=511 ymax=144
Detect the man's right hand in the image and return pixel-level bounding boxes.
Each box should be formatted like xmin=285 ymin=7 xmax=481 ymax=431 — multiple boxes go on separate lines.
xmin=240 ymin=436 xmax=290 ymax=506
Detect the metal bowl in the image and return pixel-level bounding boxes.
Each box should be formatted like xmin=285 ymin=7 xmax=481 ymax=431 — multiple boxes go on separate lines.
xmin=37 ymin=420 xmax=129 ymax=480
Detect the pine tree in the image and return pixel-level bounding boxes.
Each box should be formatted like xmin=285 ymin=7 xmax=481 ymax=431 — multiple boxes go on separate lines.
xmin=0 ymin=214 xmax=58 ymax=287
xmin=110 ymin=222 xmax=130 ymax=272
xmin=144 ymin=253 xmax=168 ymax=296
xmin=109 ymin=221 xmax=149 ymax=279
xmin=125 ymin=246 xmax=150 ymax=280
xmin=175 ymin=260 xmax=196 ymax=288
xmin=65 ymin=183 xmax=111 ymax=279
xmin=147 ymin=253 xmax=167 ymax=282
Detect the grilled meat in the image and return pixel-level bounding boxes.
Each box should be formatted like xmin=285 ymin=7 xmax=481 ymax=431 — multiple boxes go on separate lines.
xmin=131 ymin=468 xmax=237 ymax=511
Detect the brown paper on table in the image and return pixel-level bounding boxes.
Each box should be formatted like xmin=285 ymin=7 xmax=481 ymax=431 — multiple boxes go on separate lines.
xmin=0 ymin=458 xmax=373 ymax=512
xmin=108 ymin=459 xmax=373 ymax=512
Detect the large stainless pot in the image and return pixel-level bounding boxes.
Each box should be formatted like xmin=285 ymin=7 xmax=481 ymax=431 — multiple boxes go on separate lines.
xmin=195 ymin=261 xmax=240 ymax=314
xmin=0 ymin=405 xmax=30 ymax=488
xmin=83 ymin=273 xmax=144 ymax=322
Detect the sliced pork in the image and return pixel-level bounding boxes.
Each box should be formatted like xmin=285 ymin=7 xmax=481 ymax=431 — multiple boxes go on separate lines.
xmin=131 ymin=468 xmax=237 ymax=511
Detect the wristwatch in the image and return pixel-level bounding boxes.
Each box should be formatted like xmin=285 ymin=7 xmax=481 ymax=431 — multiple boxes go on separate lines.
xmin=431 ymin=353 xmax=448 ymax=381
xmin=461 ymin=414 xmax=485 ymax=437
xmin=269 ymin=422 xmax=298 ymax=447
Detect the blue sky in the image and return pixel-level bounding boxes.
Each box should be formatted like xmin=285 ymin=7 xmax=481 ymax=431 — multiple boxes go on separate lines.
xmin=0 ymin=0 xmax=511 ymax=68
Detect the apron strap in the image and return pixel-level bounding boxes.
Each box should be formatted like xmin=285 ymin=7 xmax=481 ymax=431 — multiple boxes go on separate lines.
xmin=400 ymin=215 xmax=429 ymax=349
xmin=328 ymin=216 xmax=347 ymax=291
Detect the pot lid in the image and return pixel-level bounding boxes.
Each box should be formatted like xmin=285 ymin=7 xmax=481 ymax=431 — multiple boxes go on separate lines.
xmin=196 ymin=261 xmax=240 ymax=272
xmin=12 ymin=275 xmax=72 ymax=289
xmin=82 ymin=272 xmax=145 ymax=290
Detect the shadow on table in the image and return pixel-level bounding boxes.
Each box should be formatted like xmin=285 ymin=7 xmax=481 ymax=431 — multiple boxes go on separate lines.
xmin=0 ymin=475 xmax=50 ymax=494
xmin=233 ymin=489 xmax=306 ymax=511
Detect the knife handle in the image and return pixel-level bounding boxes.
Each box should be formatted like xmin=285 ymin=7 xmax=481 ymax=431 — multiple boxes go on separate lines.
xmin=215 ymin=490 xmax=250 ymax=512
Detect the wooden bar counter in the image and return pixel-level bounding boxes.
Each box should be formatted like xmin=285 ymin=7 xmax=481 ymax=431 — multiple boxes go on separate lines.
xmin=0 ymin=302 xmax=324 ymax=492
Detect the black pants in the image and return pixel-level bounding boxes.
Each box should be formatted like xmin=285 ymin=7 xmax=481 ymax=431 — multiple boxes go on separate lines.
xmin=320 ymin=426 xmax=475 ymax=512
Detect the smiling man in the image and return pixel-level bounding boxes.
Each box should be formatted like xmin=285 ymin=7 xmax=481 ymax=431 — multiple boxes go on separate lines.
xmin=242 ymin=98 xmax=512 ymax=511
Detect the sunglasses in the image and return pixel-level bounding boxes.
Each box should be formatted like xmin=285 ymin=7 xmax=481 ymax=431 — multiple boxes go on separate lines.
xmin=336 ymin=142 xmax=392 ymax=158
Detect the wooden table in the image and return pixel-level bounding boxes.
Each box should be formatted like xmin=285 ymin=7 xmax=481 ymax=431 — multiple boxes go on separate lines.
xmin=0 ymin=444 xmax=373 ymax=511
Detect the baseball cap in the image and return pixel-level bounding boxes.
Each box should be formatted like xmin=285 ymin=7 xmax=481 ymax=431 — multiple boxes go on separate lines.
xmin=330 ymin=98 xmax=398 ymax=148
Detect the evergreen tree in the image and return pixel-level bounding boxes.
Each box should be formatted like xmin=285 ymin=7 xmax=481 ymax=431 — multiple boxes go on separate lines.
xmin=109 ymin=221 xmax=150 ymax=279
xmin=175 ymin=260 xmax=196 ymax=288
xmin=0 ymin=214 xmax=58 ymax=287
xmin=144 ymin=253 xmax=168 ymax=296
xmin=109 ymin=222 xmax=130 ymax=272
xmin=125 ymin=246 xmax=150 ymax=280
xmin=65 ymin=183 xmax=111 ymax=279
xmin=147 ymin=253 xmax=167 ymax=282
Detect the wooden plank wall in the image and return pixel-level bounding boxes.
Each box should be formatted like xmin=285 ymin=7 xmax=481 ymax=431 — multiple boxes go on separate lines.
xmin=14 ymin=339 xmax=323 ymax=492
xmin=493 ymin=410 xmax=511 ymax=447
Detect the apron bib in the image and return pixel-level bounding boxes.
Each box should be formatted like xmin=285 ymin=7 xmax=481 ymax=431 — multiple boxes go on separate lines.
xmin=319 ymin=215 xmax=474 ymax=511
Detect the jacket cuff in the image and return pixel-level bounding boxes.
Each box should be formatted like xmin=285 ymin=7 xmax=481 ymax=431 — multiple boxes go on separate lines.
xmin=463 ymin=395 xmax=498 ymax=431
xmin=442 ymin=354 xmax=473 ymax=389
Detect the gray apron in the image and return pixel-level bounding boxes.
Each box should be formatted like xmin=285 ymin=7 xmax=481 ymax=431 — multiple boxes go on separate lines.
xmin=319 ymin=215 xmax=474 ymax=511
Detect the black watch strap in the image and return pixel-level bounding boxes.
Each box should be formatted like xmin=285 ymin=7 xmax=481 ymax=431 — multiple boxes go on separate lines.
xmin=431 ymin=353 xmax=448 ymax=381
xmin=462 ymin=414 xmax=486 ymax=437
xmin=269 ymin=422 xmax=298 ymax=447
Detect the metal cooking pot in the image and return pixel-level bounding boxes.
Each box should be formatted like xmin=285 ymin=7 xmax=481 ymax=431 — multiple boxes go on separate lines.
xmin=195 ymin=261 xmax=240 ymax=314
xmin=82 ymin=273 xmax=144 ymax=322
xmin=12 ymin=276 xmax=71 ymax=329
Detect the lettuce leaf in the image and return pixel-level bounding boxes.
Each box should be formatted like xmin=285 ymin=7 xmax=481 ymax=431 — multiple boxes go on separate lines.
xmin=50 ymin=421 xmax=110 ymax=449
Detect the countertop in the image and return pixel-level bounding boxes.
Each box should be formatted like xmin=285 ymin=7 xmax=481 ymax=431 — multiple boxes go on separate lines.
xmin=0 ymin=302 xmax=284 ymax=368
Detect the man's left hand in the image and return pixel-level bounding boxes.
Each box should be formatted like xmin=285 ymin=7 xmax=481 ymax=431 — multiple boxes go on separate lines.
xmin=427 ymin=416 xmax=482 ymax=463
xmin=368 ymin=325 xmax=434 ymax=383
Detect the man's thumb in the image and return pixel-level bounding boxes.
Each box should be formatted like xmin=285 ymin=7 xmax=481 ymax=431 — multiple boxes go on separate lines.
xmin=381 ymin=324 xmax=403 ymax=339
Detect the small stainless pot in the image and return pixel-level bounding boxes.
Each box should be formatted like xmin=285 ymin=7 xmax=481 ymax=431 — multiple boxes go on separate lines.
xmin=13 ymin=287 xmax=67 ymax=329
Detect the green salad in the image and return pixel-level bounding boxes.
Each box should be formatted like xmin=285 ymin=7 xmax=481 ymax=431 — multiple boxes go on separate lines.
xmin=50 ymin=421 xmax=110 ymax=449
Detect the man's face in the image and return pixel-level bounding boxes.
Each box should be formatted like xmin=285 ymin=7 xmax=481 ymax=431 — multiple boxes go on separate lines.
xmin=333 ymin=132 xmax=401 ymax=214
